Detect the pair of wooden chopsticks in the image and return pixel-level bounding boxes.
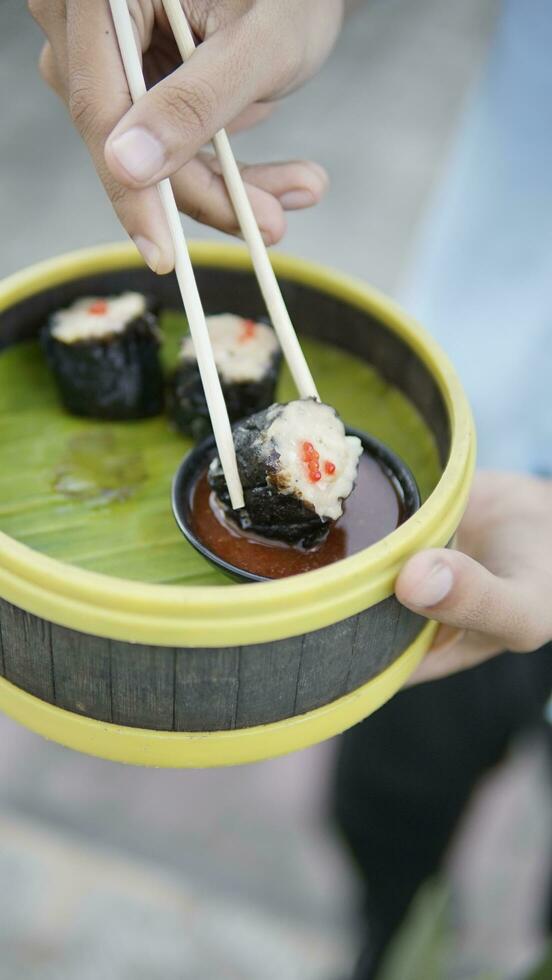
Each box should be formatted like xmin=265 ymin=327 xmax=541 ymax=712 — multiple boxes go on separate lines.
xmin=108 ymin=0 xmax=318 ymax=509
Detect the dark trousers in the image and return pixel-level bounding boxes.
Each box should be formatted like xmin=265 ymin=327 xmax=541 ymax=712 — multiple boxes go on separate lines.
xmin=332 ymin=646 xmax=552 ymax=980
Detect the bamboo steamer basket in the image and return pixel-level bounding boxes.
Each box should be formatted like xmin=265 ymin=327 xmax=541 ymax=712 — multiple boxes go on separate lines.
xmin=0 ymin=242 xmax=475 ymax=767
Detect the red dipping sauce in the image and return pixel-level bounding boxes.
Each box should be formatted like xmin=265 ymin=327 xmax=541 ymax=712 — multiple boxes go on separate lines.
xmin=190 ymin=452 xmax=406 ymax=580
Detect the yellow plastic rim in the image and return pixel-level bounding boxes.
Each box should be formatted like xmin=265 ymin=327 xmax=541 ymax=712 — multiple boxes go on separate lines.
xmin=0 ymin=620 xmax=437 ymax=767
xmin=0 ymin=242 xmax=475 ymax=647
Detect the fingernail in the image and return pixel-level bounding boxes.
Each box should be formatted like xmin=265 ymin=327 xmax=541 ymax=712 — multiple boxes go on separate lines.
xmin=407 ymin=562 xmax=454 ymax=608
xmin=132 ymin=235 xmax=161 ymax=272
xmin=305 ymin=161 xmax=329 ymax=184
xmin=278 ymin=189 xmax=316 ymax=210
xmin=110 ymin=127 xmax=165 ymax=183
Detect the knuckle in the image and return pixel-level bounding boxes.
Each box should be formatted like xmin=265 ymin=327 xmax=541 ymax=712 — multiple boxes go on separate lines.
xmin=107 ymin=179 xmax=131 ymax=211
xmin=97 ymin=167 xmax=134 ymax=222
xmin=186 ymin=196 xmax=211 ymax=227
xmin=68 ymin=79 xmax=100 ymax=139
xmin=177 ymin=163 xmax=234 ymax=232
xmin=183 ymin=180 xmax=218 ymax=229
xmin=204 ymin=0 xmax=253 ymax=33
xmin=157 ymin=77 xmax=217 ymax=139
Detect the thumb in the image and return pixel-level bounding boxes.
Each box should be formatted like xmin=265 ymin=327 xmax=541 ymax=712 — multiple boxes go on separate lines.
xmin=395 ymin=549 xmax=541 ymax=652
xmin=105 ymin=20 xmax=273 ymax=189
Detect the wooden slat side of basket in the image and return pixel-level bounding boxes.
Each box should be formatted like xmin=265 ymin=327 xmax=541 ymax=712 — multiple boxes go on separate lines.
xmin=0 ymin=595 xmax=424 ymax=731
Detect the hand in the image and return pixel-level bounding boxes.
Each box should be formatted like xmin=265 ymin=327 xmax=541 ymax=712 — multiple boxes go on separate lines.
xmin=30 ymin=0 xmax=342 ymax=271
xmin=395 ymin=471 xmax=552 ymax=684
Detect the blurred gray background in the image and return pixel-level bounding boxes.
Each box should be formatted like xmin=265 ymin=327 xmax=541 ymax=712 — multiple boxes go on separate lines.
xmin=1 ymin=2 xmax=551 ymax=979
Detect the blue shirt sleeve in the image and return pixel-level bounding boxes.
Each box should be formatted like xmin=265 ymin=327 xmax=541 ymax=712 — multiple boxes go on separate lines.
xmin=400 ymin=0 xmax=552 ymax=475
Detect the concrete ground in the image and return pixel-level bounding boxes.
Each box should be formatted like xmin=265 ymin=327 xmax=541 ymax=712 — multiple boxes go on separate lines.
xmin=1 ymin=1 xmax=551 ymax=979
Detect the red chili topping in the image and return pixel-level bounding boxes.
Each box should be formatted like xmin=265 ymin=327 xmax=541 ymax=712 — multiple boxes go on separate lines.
xmin=239 ymin=318 xmax=257 ymax=342
xmin=88 ymin=299 xmax=108 ymax=315
xmin=324 ymin=461 xmax=336 ymax=475
xmin=302 ymin=441 xmax=322 ymax=482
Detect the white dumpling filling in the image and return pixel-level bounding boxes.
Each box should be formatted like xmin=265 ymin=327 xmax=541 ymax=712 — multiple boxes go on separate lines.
xmin=180 ymin=314 xmax=279 ymax=383
xmin=51 ymin=292 xmax=147 ymax=344
xmin=262 ymin=400 xmax=363 ymax=521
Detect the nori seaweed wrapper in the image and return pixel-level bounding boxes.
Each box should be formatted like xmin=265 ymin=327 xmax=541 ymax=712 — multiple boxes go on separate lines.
xmin=167 ymin=349 xmax=281 ymax=441
xmin=208 ymin=404 xmax=330 ymax=548
xmin=41 ymin=300 xmax=164 ymax=420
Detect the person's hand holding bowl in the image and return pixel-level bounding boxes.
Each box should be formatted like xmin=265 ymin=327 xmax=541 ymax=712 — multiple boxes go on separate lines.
xmin=397 ymin=471 xmax=552 ymax=683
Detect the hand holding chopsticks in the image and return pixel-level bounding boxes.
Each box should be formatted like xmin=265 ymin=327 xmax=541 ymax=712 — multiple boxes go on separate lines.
xmin=35 ymin=0 xmax=334 ymax=268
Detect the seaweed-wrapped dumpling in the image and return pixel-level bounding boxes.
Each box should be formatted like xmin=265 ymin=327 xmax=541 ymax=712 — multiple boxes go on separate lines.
xmin=209 ymin=399 xmax=362 ymax=548
xmin=41 ymin=292 xmax=164 ymax=420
